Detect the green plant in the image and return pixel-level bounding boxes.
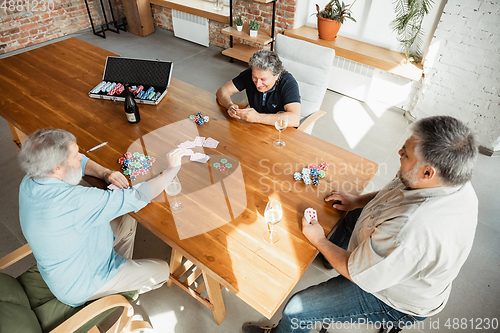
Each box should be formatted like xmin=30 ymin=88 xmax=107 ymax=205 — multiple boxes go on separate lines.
xmin=391 ymin=0 xmax=434 ymax=63
xmin=315 ymin=0 xmax=356 ymax=23
xmin=235 ymin=14 xmax=244 ymax=26
xmin=248 ymin=19 xmax=260 ymax=31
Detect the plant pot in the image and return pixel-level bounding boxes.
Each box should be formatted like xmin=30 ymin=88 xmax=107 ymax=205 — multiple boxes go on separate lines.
xmin=317 ymin=15 xmax=342 ymax=40
xmin=236 ymin=25 xmax=243 ymax=31
xmin=249 ymin=30 xmax=258 ymax=37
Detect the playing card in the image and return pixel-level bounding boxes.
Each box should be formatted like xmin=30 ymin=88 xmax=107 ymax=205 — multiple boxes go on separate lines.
xmin=194 ymin=136 xmax=206 ymax=147
xmin=203 ymin=137 xmax=219 ymax=148
xmin=178 ymin=140 xmax=195 ymax=149
xmin=107 ymin=184 xmax=120 ymax=190
xmin=304 ymin=208 xmax=317 ymax=224
xmin=184 ymin=148 xmax=194 ymax=156
xmin=190 ymin=153 xmax=210 ymax=163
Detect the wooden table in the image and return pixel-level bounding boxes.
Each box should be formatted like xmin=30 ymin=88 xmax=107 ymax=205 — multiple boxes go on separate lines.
xmin=0 ymin=38 xmax=378 ymax=324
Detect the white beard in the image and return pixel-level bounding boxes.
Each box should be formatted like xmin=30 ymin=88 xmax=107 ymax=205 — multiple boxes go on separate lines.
xmin=62 ymin=162 xmax=83 ymax=186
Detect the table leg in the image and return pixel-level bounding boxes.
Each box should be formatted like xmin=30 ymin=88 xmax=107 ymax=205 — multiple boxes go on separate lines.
xmin=167 ymin=249 xmax=183 ymax=287
xmin=7 ymin=121 xmax=26 ymax=151
xmin=203 ymin=271 xmax=227 ymax=324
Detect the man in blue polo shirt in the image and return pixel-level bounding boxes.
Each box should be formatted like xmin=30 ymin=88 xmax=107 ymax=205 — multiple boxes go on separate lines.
xmin=19 ymin=128 xmax=187 ymax=307
xmin=216 ymin=50 xmax=301 ymax=127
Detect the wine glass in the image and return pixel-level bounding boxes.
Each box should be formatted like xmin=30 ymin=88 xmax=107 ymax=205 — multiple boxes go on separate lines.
xmin=263 ymin=199 xmax=282 ymax=244
xmin=273 ymin=111 xmax=288 ymax=148
xmin=165 ymin=175 xmax=184 ymax=213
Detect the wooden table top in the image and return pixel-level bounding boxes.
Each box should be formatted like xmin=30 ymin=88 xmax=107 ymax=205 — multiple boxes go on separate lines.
xmin=0 ymin=38 xmax=378 ymax=319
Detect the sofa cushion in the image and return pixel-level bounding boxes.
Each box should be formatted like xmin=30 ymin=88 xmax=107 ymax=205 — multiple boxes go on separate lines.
xmin=0 ymin=302 xmax=42 ymax=333
xmin=0 ymin=273 xmax=42 ymax=333
xmin=32 ymin=297 xmax=82 ymax=333
xmin=0 ymin=272 xmax=31 ymax=308
xmin=17 ymin=266 xmax=55 ymax=309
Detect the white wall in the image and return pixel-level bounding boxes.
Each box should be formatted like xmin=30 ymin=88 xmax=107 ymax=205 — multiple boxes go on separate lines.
xmin=294 ymin=0 xmax=446 ymax=55
xmin=412 ymin=0 xmax=500 ymax=152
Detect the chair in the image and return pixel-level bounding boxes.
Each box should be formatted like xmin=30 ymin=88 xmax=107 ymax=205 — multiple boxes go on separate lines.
xmin=275 ymin=33 xmax=335 ymax=134
xmin=0 ymin=243 xmax=152 ymax=333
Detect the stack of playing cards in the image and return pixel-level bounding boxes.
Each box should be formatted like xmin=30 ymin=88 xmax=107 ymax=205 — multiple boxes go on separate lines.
xmin=177 ymin=136 xmax=219 ymax=163
xmin=178 ymin=136 xmax=219 ymax=149
xmin=304 ymin=208 xmax=317 ymax=224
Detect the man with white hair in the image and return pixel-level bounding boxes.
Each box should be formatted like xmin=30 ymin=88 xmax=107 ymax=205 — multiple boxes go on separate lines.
xmin=19 ymin=128 xmax=187 ymax=307
xmin=244 ymin=115 xmax=479 ymax=333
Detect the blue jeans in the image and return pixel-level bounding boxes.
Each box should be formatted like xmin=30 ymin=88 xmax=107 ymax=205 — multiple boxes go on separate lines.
xmin=272 ymin=209 xmax=426 ymax=333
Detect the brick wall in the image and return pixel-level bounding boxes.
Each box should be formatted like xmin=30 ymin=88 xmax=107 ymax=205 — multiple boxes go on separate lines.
xmin=152 ymin=0 xmax=297 ymax=49
xmin=412 ymin=0 xmax=500 ymax=151
xmin=0 ymin=0 xmax=124 ymax=55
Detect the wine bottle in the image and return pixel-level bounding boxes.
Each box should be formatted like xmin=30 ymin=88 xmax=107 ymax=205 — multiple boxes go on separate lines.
xmin=124 ymin=83 xmax=140 ymax=124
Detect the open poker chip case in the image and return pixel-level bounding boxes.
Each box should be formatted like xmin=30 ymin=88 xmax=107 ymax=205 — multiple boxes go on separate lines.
xmin=88 ymin=56 xmax=173 ymax=105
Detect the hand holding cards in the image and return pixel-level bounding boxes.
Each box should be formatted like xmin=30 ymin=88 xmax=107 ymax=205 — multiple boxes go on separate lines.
xmin=304 ymin=208 xmax=317 ymax=224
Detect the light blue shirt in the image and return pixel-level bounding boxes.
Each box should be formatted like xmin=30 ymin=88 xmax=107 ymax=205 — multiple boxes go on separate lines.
xmin=19 ymin=156 xmax=151 ymax=306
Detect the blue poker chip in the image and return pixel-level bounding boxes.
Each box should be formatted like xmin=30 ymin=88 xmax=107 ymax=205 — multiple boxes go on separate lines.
xmin=303 ymin=177 xmax=312 ymax=185
xmin=197 ymin=119 xmax=204 ymax=125
xmin=293 ymin=172 xmax=301 ymax=180
xmin=310 ymin=168 xmax=319 ymax=177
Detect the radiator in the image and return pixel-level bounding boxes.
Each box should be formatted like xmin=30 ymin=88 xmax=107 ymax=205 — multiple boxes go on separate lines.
xmin=328 ymin=57 xmax=374 ymax=102
xmin=172 ymin=10 xmax=210 ymax=47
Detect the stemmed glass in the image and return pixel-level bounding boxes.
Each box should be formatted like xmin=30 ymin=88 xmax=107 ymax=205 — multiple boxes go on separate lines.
xmin=273 ymin=111 xmax=288 ymax=148
xmin=165 ymin=175 xmax=184 ymax=213
xmin=263 ymin=199 xmax=282 ymax=244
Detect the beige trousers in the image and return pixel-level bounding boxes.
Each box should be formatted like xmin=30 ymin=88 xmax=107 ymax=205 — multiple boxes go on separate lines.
xmin=89 ymin=214 xmax=170 ymax=300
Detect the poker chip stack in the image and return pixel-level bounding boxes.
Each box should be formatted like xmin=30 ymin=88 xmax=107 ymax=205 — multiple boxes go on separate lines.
xmin=189 ymin=112 xmax=210 ymax=125
xmin=212 ymin=158 xmax=232 ymax=172
xmin=293 ymin=162 xmax=329 ymax=186
xmin=118 ymin=152 xmax=156 ymax=182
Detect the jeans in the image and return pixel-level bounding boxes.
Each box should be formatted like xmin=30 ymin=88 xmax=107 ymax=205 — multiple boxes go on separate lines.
xmin=272 ymin=209 xmax=426 ymax=333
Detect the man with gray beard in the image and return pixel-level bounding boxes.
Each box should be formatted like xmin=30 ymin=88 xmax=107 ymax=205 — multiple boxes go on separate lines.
xmin=244 ymin=116 xmax=478 ymax=333
xmin=18 ymin=128 xmax=188 ymax=307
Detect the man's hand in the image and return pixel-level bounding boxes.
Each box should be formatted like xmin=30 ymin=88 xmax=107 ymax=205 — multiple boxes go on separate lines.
xmin=165 ymin=148 xmax=190 ymax=170
xmin=227 ymin=104 xmax=242 ymax=119
xmin=237 ymin=108 xmax=260 ymax=123
xmin=301 ymin=216 xmax=326 ymax=247
xmin=104 ymin=170 xmax=129 ymax=189
xmin=324 ymin=189 xmax=360 ymax=211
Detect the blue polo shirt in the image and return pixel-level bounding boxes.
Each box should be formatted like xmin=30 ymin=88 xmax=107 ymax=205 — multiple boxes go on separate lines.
xmin=19 ymin=156 xmax=151 ymax=306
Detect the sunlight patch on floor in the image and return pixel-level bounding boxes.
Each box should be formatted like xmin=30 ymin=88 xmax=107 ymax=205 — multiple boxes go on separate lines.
xmin=333 ymin=96 xmax=374 ymax=149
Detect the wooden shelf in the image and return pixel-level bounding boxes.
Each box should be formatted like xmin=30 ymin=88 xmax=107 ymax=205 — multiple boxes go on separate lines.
xmin=221 ymin=26 xmax=273 ymax=45
xmin=150 ymin=0 xmax=230 ymax=24
xmin=285 ymin=26 xmax=423 ymax=81
xmin=222 ymin=44 xmax=259 ymax=62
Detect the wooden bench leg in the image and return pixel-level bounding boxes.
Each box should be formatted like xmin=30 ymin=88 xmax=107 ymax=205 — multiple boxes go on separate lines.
xmin=203 ymin=271 xmax=227 ymax=325
xmin=167 ymin=249 xmax=183 ymax=287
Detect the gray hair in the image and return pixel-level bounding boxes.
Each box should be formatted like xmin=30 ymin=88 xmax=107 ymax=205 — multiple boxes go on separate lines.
xmin=411 ymin=115 xmax=477 ymax=186
xmin=19 ymin=128 xmax=76 ymax=178
xmin=248 ymin=50 xmax=285 ymax=76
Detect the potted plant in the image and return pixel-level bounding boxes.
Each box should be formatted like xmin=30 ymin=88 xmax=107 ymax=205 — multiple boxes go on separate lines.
xmin=235 ymin=14 xmax=244 ymax=31
xmin=248 ymin=19 xmax=260 ymax=37
xmin=391 ymin=0 xmax=433 ymax=63
xmin=314 ymin=0 xmax=356 ymax=40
